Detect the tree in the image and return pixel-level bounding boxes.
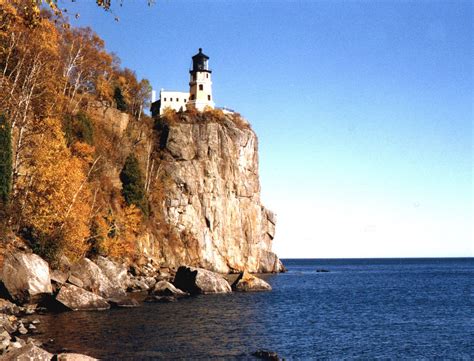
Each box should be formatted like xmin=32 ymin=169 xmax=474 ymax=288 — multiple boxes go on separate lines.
xmin=0 ymin=114 xmax=12 ymax=206
xmin=18 ymin=118 xmax=91 ymax=264
xmin=0 ymin=113 xmax=12 ymax=236
xmin=8 ymin=1 xmax=156 ymax=27
xmin=120 ymin=154 xmax=148 ymax=215
xmin=114 ymin=86 xmax=127 ymax=111
xmin=64 ymin=112 xmax=94 ymax=146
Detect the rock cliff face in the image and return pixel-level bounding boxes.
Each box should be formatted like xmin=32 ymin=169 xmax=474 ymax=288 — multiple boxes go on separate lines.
xmin=146 ymin=113 xmax=284 ymax=273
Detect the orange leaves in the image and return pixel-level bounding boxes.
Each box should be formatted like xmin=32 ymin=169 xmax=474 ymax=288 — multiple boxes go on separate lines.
xmin=1 ymin=2 xmax=152 ymax=263
xmin=71 ymin=142 xmax=95 ymax=165
xmin=91 ymin=204 xmax=142 ymax=259
xmin=18 ymin=118 xmax=91 ymax=262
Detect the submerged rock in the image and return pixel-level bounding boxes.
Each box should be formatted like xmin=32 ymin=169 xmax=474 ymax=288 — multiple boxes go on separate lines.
xmin=232 ymin=271 xmax=272 ymax=292
xmin=173 ymin=266 xmax=231 ymax=295
xmin=144 ymin=295 xmax=177 ymax=303
xmin=55 ymin=284 xmax=110 ymax=311
xmin=252 ymin=349 xmax=283 ymax=361
xmin=2 ymin=252 xmax=52 ymax=304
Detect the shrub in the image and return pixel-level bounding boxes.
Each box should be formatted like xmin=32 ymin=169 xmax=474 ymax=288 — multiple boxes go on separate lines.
xmin=64 ymin=112 xmax=94 ymax=146
xmin=120 ymin=154 xmax=148 ymax=216
xmin=114 ymin=86 xmax=128 ymax=112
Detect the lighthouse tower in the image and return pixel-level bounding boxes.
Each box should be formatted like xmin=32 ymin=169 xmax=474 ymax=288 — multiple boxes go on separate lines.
xmin=188 ymin=48 xmax=215 ymax=111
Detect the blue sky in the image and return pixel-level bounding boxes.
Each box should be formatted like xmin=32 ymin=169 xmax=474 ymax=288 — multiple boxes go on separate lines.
xmin=64 ymin=0 xmax=473 ymax=258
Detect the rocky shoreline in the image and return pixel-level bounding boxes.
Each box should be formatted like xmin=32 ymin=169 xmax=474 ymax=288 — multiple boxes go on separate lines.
xmin=0 ymin=250 xmax=275 ymax=359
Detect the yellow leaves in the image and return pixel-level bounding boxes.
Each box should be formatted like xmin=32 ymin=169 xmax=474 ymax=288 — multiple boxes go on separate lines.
xmin=1 ymin=1 xmax=151 ymax=263
xmin=71 ymin=142 xmax=95 ymax=165
xmin=19 ymin=117 xmax=91 ymax=261
xmin=92 ymin=204 xmax=142 ymax=259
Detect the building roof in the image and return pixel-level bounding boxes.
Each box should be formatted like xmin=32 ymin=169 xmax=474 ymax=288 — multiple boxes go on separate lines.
xmin=192 ymin=48 xmax=209 ymax=60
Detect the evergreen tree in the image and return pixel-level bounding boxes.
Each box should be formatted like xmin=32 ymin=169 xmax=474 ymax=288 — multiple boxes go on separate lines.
xmin=120 ymin=154 xmax=148 ymax=215
xmin=0 ymin=114 xmax=12 ymax=206
xmin=64 ymin=112 xmax=94 ymax=146
xmin=114 ymin=87 xmax=128 ymax=112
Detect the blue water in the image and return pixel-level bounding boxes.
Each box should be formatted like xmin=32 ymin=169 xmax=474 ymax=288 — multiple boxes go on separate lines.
xmin=36 ymin=258 xmax=474 ymax=360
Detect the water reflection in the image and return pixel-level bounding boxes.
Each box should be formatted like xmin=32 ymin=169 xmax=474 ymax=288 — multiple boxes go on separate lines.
xmin=36 ymin=279 xmax=278 ymax=360
xmin=34 ymin=261 xmax=474 ymax=360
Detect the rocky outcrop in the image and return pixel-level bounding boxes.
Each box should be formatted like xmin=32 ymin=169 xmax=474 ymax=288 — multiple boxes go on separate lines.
xmin=231 ymin=271 xmax=272 ymax=292
xmin=1 ymin=252 xmax=52 ymax=303
xmin=56 ymin=284 xmax=110 ymax=311
xmin=173 ymin=266 xmax=231 ymax=294
xmin=149 ymin=113 xmax=284 ymax=273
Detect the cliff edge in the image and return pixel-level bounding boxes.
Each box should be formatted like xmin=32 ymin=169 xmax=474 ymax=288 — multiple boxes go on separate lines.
xmin=146 ymin=110 xmax=284 ymax=273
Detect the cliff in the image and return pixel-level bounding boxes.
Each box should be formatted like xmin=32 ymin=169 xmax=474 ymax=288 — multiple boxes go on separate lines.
xmin=142 ymin=111 xmax=284 ymax=273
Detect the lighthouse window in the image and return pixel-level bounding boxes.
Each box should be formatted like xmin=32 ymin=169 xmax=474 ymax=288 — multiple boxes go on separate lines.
xmin=199 ymin=84 xmax=203 ymax=91
xmin=208 ymin=95 xmax=211 ymax=101
xmin=170 ymin=98 xmax=172 ymax=102
xmin=164 ymin=98 xmax=167 ymax=101
xmin=176 ymin=98 xmax=179 ymax=101
xmin=206 ymin=74 xmax=209 ymax=78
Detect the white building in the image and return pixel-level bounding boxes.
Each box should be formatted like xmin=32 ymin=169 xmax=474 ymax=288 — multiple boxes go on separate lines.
xmin=158 ymin=90 xmax=190 ymax=113
xmin=151 ymin=48 xmax=215 ymax=116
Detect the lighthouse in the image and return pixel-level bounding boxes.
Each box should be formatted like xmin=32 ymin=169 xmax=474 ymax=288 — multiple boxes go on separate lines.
xmin=187 ymin=48 xmax=215 ymax=111
xmin=151 ymin=48 xmax=217 ymax=116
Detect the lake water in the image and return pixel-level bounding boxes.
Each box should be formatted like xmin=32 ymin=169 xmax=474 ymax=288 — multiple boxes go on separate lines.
xmin=35 ymin=258 xmax=474 ymax=360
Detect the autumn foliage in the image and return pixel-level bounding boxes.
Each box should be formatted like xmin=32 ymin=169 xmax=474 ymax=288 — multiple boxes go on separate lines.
xmin=0 ymin=2 xmax=152 ymax=264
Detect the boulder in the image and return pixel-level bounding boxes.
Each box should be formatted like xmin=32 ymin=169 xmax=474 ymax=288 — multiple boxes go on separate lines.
xmin=0 ymin=313 xmax=17 ymax=334
xmin=55 ymin=284 xmax=110 ymax=311
xmin=258 ymin=251 xmax=286 ymax=273
xmin=2 ymin=252 xmax=52 ymax=303
xmin=150 ymin=281 xmax=189 ymax=298
xmin=95 ymin=257 xmax=129 ymax=290
xmin=231 ymin=271 xmax=272 ymax=292
xmin=69 ymin=258 xmax=125 ymax=299
xmin=67 ymin=275 xmax=83 ymax=289
xmin=173 ymin=266 xmax=231 ymax=295
xmin=3 ymin=342 xmax=53 ymax=361
xmin=56 ymin=353 xmax=99 ymax=360
xmin=50 ymin=270 xmax=69 ymax=285
xmin=107 ymin=296 xmax=139 ymax=308
xmin=0 ymin=299 xmax=20 ymax=315
xmin=126 ymin=277 xmax=150 ymax=292
xmin=0 ymin=329 xmax=11 ymax=353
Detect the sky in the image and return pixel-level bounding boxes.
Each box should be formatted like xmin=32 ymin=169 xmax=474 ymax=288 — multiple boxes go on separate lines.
xmin=63 ymin=0 xmax=473 ymax=258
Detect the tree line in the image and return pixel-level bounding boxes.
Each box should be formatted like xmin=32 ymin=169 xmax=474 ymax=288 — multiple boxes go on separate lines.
xmin=0 ymin=1 xmax=152 ymax=264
